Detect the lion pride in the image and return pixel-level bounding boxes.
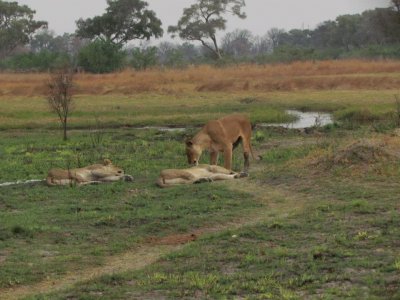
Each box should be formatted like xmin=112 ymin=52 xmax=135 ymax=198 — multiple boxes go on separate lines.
xmin=46 ymin=159 xmax=133 ymax=186
xmin=185 ymin=114 xmax=254 ymax=173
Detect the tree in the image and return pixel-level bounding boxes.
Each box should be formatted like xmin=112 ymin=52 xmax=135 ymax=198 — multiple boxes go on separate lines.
xmin=75 ymin=0 xmax=163 ymax=46
xmin=0 ymin=0 xmax=47 ymax=58
xmin=78 ymin=39 xmax=125 ymax=73
xmin=130 ymin=45 xmax=158 ymax=70
xmin=47 ymin=68 xmax=74 ymax=141
xmin=266 ymin=28 xmax=286 ymax=50
xmin=168 ymin=0 xmax=246 ymax=60
xmin=279 ymin=29 xmax=312 ymax=48
xmin=221 ymin=29 xmax=254 ymax=58
xmin=335 ymin=14 xmax=362 ymax=50
xmin=311 ymin=21 xmax=338 ymax=49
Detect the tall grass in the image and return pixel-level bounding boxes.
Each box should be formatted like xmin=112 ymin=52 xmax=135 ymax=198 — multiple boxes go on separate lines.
xmin=1 ymin=59 xmax=400 ymax=96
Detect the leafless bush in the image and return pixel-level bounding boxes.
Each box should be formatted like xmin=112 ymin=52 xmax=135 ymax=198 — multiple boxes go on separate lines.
xmin=47 ymin=67 xmax=74 ymax=141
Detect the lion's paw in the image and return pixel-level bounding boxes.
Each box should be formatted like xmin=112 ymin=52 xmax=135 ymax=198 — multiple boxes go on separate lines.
xmin=123 ymin=175 xmax=134 ymax=182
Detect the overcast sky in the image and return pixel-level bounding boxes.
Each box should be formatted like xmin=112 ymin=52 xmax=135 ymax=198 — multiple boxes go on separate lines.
xmin=17 ymin=0 xmax=390 ymax=40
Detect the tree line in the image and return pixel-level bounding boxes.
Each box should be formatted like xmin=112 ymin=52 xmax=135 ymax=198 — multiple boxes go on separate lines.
xmin=1 ymin=0 xmax=399 ymax=73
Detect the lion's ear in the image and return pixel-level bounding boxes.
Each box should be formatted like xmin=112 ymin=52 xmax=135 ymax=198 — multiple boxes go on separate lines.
xmin=103 ymin=159 xmax=112 ymax=165
xmin=185 ymin=140 xmax=193 ymax=147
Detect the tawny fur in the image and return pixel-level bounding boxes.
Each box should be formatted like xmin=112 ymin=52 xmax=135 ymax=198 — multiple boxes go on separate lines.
xmin=46 ymin=159 xmax=133 ymax=186
xmin=156 ymin=164 xmax=246 ymax=188
xmin=185 ymin=114 xmax=254 ymax=172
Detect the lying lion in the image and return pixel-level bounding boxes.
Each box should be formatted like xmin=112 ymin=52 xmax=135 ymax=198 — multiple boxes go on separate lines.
xmin=46 ymin=159 xmax=133 ymax=186
xmin=156 ymin=164 xmax=247 ymax=188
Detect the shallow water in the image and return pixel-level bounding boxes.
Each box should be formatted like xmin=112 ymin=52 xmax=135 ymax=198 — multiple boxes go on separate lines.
xmin=258 ymin=110 xmax=333 ymax=129
xmin=137 ymin=110 xmax=334 ymax=131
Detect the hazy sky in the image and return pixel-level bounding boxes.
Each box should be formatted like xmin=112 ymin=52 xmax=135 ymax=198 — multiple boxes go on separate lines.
xmin=17 ymin=0 xmax=390 ymax=40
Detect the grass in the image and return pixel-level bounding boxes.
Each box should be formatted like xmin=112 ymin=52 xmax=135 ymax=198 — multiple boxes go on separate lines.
xmin=0 ymin=90 xmax=399 ymax=130
xmin=0 ymin=59 xmax=399 ymax=130
xmin=1 ymin=60 xmax=400 ymax=97
xmin=30 ymin=126 xmax=400 ymax=299
xmin=0 ymin=129 xmax=261 ymax=291
xmin=0 ymin=60 xmax=400 ymax=298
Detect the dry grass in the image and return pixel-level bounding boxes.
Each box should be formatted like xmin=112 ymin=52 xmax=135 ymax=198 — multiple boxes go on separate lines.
xmin=303 ymin=135 xmax=400 ymax=172
xmin=1 ymin=59 xmax=400 ymax=97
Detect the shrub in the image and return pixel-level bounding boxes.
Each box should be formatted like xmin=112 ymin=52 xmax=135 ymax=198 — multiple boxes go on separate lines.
xmin=0 ymin=51 xmax=70 ymax=71
xmin=78 ymin=39 xmax=126 ymax=73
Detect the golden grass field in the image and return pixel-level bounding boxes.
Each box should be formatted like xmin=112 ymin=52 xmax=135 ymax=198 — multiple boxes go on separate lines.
xmin=1 ymin=59 xmax=400 ymax=96
xmin=0 ymin=59 xmax=399 ymax=129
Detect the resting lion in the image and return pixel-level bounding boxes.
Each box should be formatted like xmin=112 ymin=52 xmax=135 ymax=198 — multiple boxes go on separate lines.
xmin=185 ymin=114 xmax=254 ymax=173
xmin=46 ymin=159 xmax=133 ymax=186
xmin=156 ymin=164 xmax=248 ymax=188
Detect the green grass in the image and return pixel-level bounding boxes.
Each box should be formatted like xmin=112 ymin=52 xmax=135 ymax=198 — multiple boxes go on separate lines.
xmin=31 ymin=126 xmax=400 ymax=299
xmin=1 ymin=87 xmax=400 ymax=299
xmin=0 ymin=129 xmax=261 ymax=290
xmin=0 ymin=89 xmax=399 ymax=130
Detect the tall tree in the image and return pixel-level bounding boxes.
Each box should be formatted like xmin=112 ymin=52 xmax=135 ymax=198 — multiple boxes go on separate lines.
xmin=266 ymin=28 xmax=286 ymax=50
xmin=221 ymin=29 xmax=254 ymax=58
xmin=75 ymin=0 xmax=163 ymax=46
xmin=0 ymin=0 xmax=47 ymax=58
xmin=168 ymin=0 xmax=246 ymax=59
xmin=335 ymin=14 xmax=362 ymax=50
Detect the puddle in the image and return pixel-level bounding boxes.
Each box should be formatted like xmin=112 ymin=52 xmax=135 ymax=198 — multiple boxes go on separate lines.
xmin=259 ymin=110 xmax=333 ymax=129
xmin=137 ymin=126 xmax=187 ymax=132
xmin=135 ymin=110 xmax=333 ymax=132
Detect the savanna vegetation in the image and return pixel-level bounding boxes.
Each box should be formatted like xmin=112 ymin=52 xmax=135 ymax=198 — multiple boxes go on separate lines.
xmin=1 ymin=0 xmax=400 ymax=298
xmin=0 ymin=59 xmax=399 ymax=299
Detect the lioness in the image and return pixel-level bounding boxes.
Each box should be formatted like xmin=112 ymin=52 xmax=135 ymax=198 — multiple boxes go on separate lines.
xmin=186 ymin=114 xmax=254 ymax=172
xmin=46 ymin=159 xmax=133 ymax=186
xmin=157 ymin=164 xmax=247 ymax=188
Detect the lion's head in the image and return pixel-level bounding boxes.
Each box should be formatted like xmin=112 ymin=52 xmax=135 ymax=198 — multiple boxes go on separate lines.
xmin=100 ymin=159 xmax=125 ymax=177
xmin=185 ymin=140 xmax=202 ymax=165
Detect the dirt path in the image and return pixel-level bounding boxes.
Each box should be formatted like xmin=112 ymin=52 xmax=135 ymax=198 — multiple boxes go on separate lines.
xmin=0 ymin=178 xmax=309 ymax=300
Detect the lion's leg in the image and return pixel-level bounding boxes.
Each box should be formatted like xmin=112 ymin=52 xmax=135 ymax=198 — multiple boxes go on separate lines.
xmin=242 ymin=137 xmax=251 ymax=173
xmin=78 ymin=181 xmax=102 ymax=186
xmin=223 ymin=146 xmax=233 ymax=171
xmin=98 ymin=175 xmax=124 ymax=182
xmin=158 ymin=170 xmax=197 ymax=187
xmin=243 ymin=152 xmax=250 ymax=173
xmin=210 ymin=151 xmax=219 ymax=165
xmin=209 ymin=173 xmax=236 ymax=181
xmin=163 ymin=177 xmax=196 ymax=186
xmin=48 ymin=178 xmax=75 ymax=186
xmin=207 ymin=165 xmax=232 ymax=175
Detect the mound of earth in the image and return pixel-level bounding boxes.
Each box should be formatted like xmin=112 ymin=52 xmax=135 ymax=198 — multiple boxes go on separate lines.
xmin=333 ymin=138 xmax=400 ymax=165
